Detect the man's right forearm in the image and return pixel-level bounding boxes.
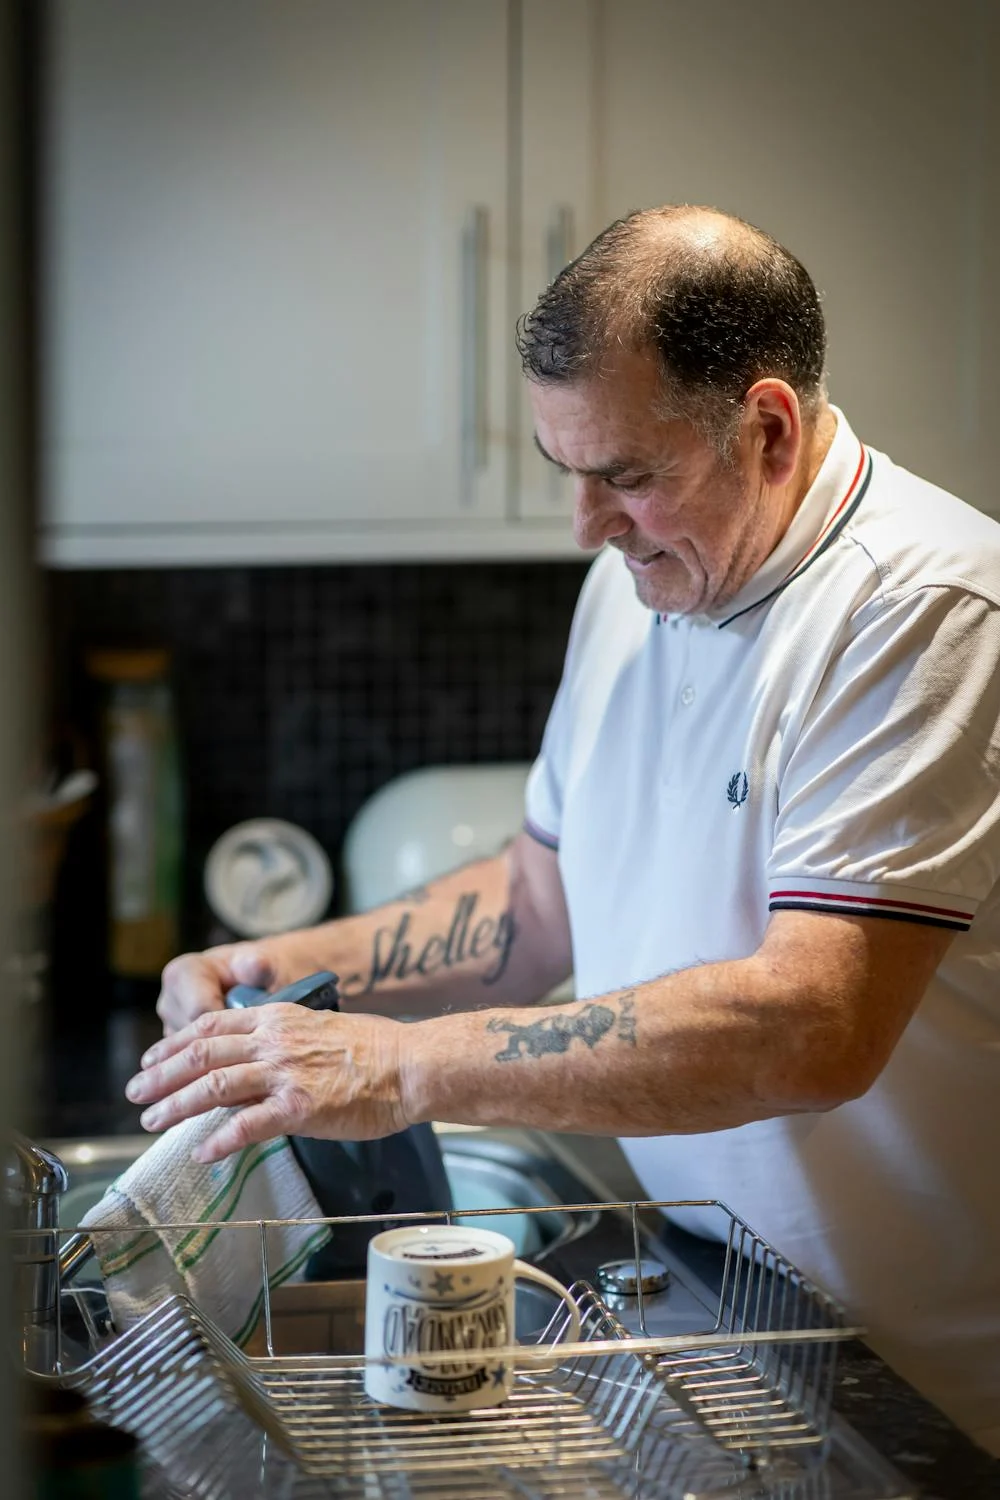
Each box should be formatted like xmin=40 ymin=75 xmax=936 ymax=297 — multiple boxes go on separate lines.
xmin=254 ymin=838 xmax=571 ymax=1018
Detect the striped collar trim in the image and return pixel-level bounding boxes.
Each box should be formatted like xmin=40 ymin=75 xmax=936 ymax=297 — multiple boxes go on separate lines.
xmin=716 ymin=445 xmax=873 ymax=629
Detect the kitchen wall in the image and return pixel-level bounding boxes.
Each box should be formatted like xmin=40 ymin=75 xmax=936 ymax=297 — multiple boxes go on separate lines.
xmin=44 ymin=556 xmax=588 ymax=1001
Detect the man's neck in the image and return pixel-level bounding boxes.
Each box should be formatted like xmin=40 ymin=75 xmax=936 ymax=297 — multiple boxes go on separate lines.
xmin=767 ymin=404 xmax=837 ymax=548
xmin=795 ymin=403 xmax=838 ymax=508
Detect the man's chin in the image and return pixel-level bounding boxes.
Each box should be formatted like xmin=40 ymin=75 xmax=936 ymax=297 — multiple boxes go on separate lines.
xmin=628 ymin=568 xmax=701 ymax=616
xmin=615 ymin=547 xmax=708 ymax=613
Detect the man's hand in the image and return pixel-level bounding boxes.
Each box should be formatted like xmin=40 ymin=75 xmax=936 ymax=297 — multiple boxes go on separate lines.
xmin=156 ymin=944 xmax=277 ymax=1035
xmin=127 ymin=1003 xmax=409 ymax=1162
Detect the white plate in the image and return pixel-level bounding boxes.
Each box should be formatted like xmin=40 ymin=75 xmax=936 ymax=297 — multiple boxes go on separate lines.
xmin=204 ymin=818 xmax=333 ymax=937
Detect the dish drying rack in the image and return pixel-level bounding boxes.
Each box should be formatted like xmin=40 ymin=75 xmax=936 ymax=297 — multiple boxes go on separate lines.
xmin=43 ymin=1198 xmax=865 ymax=1500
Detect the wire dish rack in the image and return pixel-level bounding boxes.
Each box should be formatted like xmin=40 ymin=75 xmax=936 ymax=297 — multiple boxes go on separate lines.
xmin=46 ymin=1198 xmax=867 ymax=1500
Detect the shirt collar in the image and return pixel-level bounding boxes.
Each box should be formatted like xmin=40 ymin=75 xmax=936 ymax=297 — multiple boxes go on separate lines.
xmin=696 ymin=407 xmax=871 ymax=629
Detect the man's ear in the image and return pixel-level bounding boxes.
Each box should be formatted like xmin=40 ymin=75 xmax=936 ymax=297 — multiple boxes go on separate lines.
xmin=742 ymin=379 xmax=801 ymax=487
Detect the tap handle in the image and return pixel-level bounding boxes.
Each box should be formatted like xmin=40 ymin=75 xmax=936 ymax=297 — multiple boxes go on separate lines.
xmin=226 ymin=970 xmax=341 ymax=1013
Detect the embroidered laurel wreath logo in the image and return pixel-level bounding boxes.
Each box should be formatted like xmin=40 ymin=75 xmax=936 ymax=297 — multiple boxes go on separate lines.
xmin=727 ymin=771 xmax=749 ymax=810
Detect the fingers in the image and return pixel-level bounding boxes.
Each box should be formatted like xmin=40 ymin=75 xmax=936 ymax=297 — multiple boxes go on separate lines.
xmin=155 ymin=945 xmax=275 ymax=1035
xmin=127 ymin=1029 xmax=258 ymax=1107
xmin=156 ymin=953 xmax=228 ymax=1035
xmin=134 ymin=1062 xmax=271 ymax=1135
xmin=140 ymin=1005 xmax=260 ymax=1070
xmin=191 ymin=1098 xmax=292 ymax=1164
xmin=228 ymin=949 xmax=274 ymax=989
xmin=122 ymin=1001 xmax=407 ymax=1156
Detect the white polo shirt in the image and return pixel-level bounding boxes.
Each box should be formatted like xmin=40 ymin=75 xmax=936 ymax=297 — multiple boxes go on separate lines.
xmin=525 ymin=409 xmax=1000 ymax=1453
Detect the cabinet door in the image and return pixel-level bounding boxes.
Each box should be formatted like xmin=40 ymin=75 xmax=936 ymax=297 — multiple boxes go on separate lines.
xmin=595 ymin=0 xmax=1000 ymax=515
xmin=515 ymin=0 xmax=600 ymax=522
xmin=42 ymin=0 xmax=510 ymax=553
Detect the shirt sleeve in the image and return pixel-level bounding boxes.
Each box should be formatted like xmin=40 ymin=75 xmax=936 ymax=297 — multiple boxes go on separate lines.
xmin=523 ymin=552 xmax=612 ymax=852
xmin=524 ymin=675 xmax=570 ymax=850
xmin=767 ymin=585 xmax=1000 ymax=930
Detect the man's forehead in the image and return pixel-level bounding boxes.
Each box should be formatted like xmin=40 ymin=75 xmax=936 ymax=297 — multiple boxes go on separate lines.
xmin=530 ymin=380 xmax=690 ymax=474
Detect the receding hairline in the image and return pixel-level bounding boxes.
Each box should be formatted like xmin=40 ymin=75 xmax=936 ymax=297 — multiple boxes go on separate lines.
xmin=618 ymin=204 xmax=768 ymax=255
xmin=516 ymin=202 xmax=828 ymax=452
xmin=597 ymin=206 xmax=797 ymax=337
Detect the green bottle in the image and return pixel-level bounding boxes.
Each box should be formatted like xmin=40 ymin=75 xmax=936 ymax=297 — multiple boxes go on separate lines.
xmin=86 ymin=650 xmax=183 ymax=980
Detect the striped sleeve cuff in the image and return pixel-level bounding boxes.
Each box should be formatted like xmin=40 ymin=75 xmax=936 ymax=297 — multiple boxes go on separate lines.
xmin=768 ymin=877 xmax=977 ymax=932
xmin=523 ymin=816 xmax=559 ymax=852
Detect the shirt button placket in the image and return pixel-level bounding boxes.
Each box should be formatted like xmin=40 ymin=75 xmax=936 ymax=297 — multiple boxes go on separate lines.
xmin=658 ymin=617 xmax=693 ymax=790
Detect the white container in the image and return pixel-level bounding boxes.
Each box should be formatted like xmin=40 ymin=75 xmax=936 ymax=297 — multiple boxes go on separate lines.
xmin=341 ymin=764 xmax=532 ymax=914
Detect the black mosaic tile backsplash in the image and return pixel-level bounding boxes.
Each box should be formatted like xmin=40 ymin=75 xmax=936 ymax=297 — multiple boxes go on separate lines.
xmin=45 ymin=560 xmax=588 ymax=973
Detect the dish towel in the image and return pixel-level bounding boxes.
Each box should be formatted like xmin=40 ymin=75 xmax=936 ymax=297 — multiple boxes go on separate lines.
xmin=80 ymin=1108 xmax=331 ymax=1349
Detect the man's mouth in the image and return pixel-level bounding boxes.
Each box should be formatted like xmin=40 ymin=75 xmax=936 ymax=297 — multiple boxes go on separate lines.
xmin=623 ymin=550 xmax=665 ymax=571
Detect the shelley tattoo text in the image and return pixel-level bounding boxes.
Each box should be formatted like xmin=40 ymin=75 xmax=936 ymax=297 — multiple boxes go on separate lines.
xmin=488 ymin=995 xmax=637 ymax=1062
xmin=340 ymin=892 xmax=515 ymax=995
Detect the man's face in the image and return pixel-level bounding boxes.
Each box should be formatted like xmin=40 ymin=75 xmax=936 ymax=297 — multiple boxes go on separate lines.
xmin=529 ymin=349 xmax=784 ymax=615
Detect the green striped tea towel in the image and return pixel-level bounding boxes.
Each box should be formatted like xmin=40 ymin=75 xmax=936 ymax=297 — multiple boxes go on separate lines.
xmin=81 ymin=1108 xmax=331 ymax=1348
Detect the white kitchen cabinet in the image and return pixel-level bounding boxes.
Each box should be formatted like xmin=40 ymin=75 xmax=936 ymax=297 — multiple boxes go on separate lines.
xmin=41 ymin=1 xmax=1000 ymax=567
xmin=513 ymin=0 xmax=600 ymax=524
xmin=514 ymin=0 xmax=999 ymax=523
xmin=589 ymin=0 xmax=1000 ymax=518
xmin=41 ymin=0 xmax=524 ymax=565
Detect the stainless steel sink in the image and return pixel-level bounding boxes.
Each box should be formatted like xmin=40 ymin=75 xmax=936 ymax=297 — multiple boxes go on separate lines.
xmin=37 ymin=1129 xmax=917 ymax=1498
xmin=42 ymin=1125 xmax=599 ymax=1374
xmin=46 ymin=1126 xmax=599 ymax=1285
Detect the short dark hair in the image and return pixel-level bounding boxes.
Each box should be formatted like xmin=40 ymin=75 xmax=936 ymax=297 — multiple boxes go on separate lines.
xmin=515 ymin=206 xmax=827 ymax=450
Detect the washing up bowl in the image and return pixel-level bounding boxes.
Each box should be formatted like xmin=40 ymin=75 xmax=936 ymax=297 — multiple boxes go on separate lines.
xmin=48 ymin=1126 xmax=597 ymax=1276
xmin=51 ymin=1129 xmax=592 ymax=1252
xmin=43 ymin=1127 xmax=597 ymax=1365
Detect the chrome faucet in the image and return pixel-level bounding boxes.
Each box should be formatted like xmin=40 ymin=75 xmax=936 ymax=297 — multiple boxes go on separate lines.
xmin=5 ymin=1134 xmax=102 ymax=1373
xmin=5 ymin=1131 xmax=69 ymax=1373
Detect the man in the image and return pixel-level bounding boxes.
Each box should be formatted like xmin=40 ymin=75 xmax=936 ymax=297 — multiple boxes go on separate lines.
xmin=132 ymin=207 xmax=1000 ymax=1452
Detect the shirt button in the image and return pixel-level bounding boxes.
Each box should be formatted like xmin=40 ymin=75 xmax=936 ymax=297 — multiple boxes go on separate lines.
xmin=680 ymin=685 xmax=696 ymax=706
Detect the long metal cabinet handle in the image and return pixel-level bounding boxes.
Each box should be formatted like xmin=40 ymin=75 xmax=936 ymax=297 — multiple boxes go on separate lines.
xmin=546 ymin=204 xmax=575 ymax=286
xmin=461 ymin=205 xmax=489 ymax=485
xmin=540 ymin=206 xmax=576 ymax=506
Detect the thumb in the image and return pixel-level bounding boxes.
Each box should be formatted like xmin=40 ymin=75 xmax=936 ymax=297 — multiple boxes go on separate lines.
xmin=228 ymin=947 xmax=277 ymax=992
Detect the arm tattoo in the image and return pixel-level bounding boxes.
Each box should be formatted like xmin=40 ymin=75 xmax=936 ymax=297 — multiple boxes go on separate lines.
xmin=340 ymin=892 xmax=516 ymax=997
xmin=487 ymin=994 xmax=637 ymax=1062
xmin=618 ymin=996 xmax=637 ymax=1045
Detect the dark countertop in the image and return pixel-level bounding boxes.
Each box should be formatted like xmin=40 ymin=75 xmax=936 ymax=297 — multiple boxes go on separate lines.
xmin=35 ymin=1010 xmax=1000 ymax=1499
xmin=832 ymin=1340 xmax=1000 ymax=1500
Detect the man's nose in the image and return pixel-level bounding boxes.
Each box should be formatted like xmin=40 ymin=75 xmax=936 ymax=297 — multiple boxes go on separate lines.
xmin=572 ymin=477 xmax=630 ymax=551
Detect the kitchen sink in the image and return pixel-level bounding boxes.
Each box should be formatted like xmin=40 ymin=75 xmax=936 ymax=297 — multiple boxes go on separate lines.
xmin=44 ymin=1125 xmax=601 ymax=1372
xmin=47 ymin=1125 xmax=600 ymax=1282
xmin=36 ymin=1128 xmax=924 ymax=1498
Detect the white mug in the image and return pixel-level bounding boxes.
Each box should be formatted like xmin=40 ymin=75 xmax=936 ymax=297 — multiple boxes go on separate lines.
xmin=363 ymin=1223 xmax=581 ymax=1412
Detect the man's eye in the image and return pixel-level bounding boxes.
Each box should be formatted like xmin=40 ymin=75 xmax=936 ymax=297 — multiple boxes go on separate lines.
xmin=608 ymin=474 xmax=651 ymax=493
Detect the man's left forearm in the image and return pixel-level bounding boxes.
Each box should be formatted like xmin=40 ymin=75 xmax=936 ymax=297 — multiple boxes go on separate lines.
xmin=398 ymin=958 xmax=852 ymax=1136
xmin=400 ymin=899 xmax=956 ymax=1136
